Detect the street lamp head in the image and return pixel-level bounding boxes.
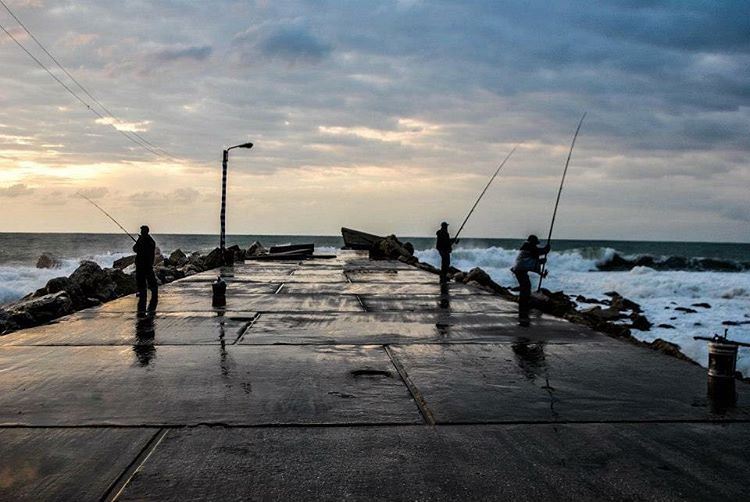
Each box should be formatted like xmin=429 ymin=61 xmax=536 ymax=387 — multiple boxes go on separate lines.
xmin=227 ymin=142 xmax=254 ymax=151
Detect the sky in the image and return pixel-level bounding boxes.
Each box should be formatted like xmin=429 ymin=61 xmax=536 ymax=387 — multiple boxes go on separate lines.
xmin=0 ymin=0 xmax=748 ymax=241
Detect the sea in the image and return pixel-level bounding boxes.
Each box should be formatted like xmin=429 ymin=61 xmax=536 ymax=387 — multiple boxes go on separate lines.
xmin=1 ymin=233 xmax=748 ymax=374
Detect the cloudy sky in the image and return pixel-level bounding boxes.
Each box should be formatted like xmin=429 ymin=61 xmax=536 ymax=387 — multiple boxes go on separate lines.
xmin=0 ymin=0 xmax=747 ymax=241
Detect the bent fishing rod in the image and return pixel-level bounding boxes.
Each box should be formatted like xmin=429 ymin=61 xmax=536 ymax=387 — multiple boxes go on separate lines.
xmin=453 ymin=143 xmax=521 ymax=241
xmin=538 ymin=113 xmax=586 ymax=292
xmin=77 ymin=192 xmax=136 ymax=242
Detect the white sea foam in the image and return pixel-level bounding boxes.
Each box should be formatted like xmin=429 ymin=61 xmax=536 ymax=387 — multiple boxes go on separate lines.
xmin=415 ymin=246 xmax=750 ymax=375
xmin=0 ymin=252 xmax=129 ymax=305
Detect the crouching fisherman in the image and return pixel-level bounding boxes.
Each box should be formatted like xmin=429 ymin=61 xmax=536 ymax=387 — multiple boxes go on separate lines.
xmin=133 ymin=225 xmax=158 ymax=313
xmin=511 ymin=235 xmax=550 ymax=319
xmin=436 ymin=222 xmax=459 ymax=284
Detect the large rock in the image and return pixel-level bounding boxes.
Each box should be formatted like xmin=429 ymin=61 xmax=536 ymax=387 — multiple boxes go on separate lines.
xmin=370 ymin=235 xmax=413 ymax=261
xmin=113 ymin=255 xmax=136 ymax=269
xmin=228 ymin=244 xmax=245 ymax=262
xmin=36 ymin=253 xmax=62 ymax=269
xmin=608 ymin=293 xmax=642 ymax=313
xmin=202 ymin=247 xmax=225 ymax=270
xmin=188 ymin=252 xmax=205 ymax=270
xmin=246 ymin=241 xmax=267 ymax=257
xmin=581 ymin=305 xmax=623 ymax=322
xmin=106 ymin=268 xmax=138 ymax=296
xmin=169 ymin=249 xmax=188 ymax=267
xmin=69 ymin=261 xmax=117 ymax=301
xmin=2 ymin=291 xmax=74 ymax=331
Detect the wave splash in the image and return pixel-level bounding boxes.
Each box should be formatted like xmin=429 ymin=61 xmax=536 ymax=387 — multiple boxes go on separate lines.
xmin=0 ymin=252 xmax=129 ymax=305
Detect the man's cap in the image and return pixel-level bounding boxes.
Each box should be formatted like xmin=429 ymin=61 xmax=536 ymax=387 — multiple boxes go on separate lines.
xmin=441 ymin=221 xmax=449 ymax=227
xmin=140 ymin=225 xmax=150 ymax=233
xmin=528 ymin=234 xmax=539 ymax=243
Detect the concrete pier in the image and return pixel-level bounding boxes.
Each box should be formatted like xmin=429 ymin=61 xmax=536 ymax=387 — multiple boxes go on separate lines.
xmin=1 ymin=252 xmax=748 ymax=500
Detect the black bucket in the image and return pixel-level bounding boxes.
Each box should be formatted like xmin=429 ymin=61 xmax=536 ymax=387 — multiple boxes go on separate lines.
xmin=707 ymin=340 xmax=737 ymax=407
xmin=212 ymin=277 xmax=227 ymax=307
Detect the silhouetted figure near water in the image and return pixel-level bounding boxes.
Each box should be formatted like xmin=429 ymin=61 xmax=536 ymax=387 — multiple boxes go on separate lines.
xmin=133 ymin=225 xmax=158 ymax=313
xmin=436 ymin=222 xmax=458 ymax=284
xmin=511 ymin=235 xmax=550 ymax=321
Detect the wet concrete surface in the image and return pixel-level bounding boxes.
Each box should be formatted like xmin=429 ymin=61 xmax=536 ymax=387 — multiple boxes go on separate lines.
xmin=240 ymin=312 xmax=608 ymax=345
xmin=97 ymin=292 xmax=363 ymax=313
xmin=116 ymin=423 xmax=750 ymax=502
xmin=0 ymin=345 xmax=422 ymax=426
xmin=0 ymin=428 xmax=157 ymax=501
xmin=1 ymin=251 xmax=748 ymax=500
xmin=360 ymin=294 xmax=517 ymax=313
xmin=0 ymin=311 xmax=255 ymax=346
xmin=390 ymin=343 xmax=750 ymax=423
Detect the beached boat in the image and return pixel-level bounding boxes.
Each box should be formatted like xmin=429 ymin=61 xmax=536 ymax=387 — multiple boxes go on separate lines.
xmin=341 ymin=227 xmax=382 ymax=250
xmin=269 ymin=243 xmax=314 ymax=255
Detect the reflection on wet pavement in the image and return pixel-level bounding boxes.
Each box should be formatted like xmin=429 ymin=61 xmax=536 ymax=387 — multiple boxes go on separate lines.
xmin=133 ymin=314 xmax=156 ymax=367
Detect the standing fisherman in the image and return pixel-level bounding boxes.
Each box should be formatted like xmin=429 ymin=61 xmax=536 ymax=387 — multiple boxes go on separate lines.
xmin=511 ymin=235 xmax=550 ymax=319
xmin=133 ymin=225 xmax=158 ymax=313
xmin=436 ymin=222 xmax=459 ymax=284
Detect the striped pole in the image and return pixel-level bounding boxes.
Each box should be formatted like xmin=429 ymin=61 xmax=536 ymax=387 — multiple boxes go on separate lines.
xmin=220 ymin=149 xmax=228 ymax=257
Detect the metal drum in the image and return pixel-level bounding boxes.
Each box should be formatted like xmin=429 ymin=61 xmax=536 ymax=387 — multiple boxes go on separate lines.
xmin=707 ymin=340 xmax=738 ymax=379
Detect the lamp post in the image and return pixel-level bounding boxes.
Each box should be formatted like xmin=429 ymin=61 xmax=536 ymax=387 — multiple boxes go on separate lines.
xmin=220 ymin=142 xmax=253 ymax=262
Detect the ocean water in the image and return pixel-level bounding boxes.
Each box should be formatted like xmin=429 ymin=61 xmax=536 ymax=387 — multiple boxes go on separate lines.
xmin=1 ymin=232 xmax=748 ymax=374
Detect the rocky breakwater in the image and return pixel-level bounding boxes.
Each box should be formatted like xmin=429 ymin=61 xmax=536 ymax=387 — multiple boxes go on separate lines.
xmin=369 ymin=234 xmax=695 ymax=364
xmin=0 ymin=242 xmax=268 ymax=335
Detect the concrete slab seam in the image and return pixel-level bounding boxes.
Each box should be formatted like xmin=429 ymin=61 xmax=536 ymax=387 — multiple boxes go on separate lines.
xmin=384 ymin=345 xmax=436 ymax=426
xmin=233 ymin=313 xmax=262 ymax=344
xmin=102 ymin=428 xmax=169 ymax=502
xmin=355 ymin=294 xmax=367 ymax=312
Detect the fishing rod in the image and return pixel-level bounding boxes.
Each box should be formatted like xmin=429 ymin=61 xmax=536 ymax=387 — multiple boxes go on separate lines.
xmin=453 ymin=143 xmax=521 ymax=241
xmin=538 ymin=113 xmax=586 ymax=292
xmin=77 ymin=192 xmax=136 ymax=242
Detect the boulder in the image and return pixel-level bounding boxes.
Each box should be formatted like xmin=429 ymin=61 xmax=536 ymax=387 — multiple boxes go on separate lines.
xmin=36 ymin=253 xmax=62 ymax=269
xmin=246 ymin=241 xmax=267 ymax=257
xmin=106 ymin=268 xmax=138 ymax=296
xmin=113 ymin=255 xmax=136 ymax=269
xmin=188 ymin=252 xmax=205 ymax=270
xmin=657 ymin=323 xmax=676 ymax=329
xmin=228 ymin=244 xmax=245 ymax=262
xmin=202 ymin=247 xmax=224 ymax=270
xmin=674 ymin=307 xmax=698 ymax=314
xmin=650 ymin=339 xmax=696 ymax=364
xmin=609 ymin=293 xmax=642 ymax=313
xmin=629 ymin=313 xmax=652 ymax=331
xmin=464 ymin=267 xmax=492 ymax=287
xmin=535 ymin=289 xmax=577 ymax=317
xmin=575 ymin=295 xmax=604 ymax=305
xmin=154 ymin=247 xmax=164 ymax=265
xmin=370 ymin=235 xmax=413 ymax=261
xmin=155 ymin=265 xmax=185 ymax=284
xmin=69 ymin=261 xmax=117 ymax=301
xmin=2 ymin=291 xmax=74 ymax=331
xmin=169 ymin=249 xmax=188 ymax=267
xmin=403 ymin=242 xmax=415 ymax=256
xmin=691 ymin=303 xmax=711 ymax=309
xmin=581 ymin=305 xmax=623 ymax=322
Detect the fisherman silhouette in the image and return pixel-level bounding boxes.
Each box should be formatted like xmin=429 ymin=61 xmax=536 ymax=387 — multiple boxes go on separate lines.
xmin=436 ymin=222 xmax=459 ymax=284
xmin=511 ymin=234 xmax=550 ymax=321
xmin=133 ymin=225 xmax=158 ymax=313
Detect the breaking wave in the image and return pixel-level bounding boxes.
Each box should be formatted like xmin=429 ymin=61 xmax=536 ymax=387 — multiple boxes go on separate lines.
xmin=0 ymin=252 xmax=128 ymax=305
